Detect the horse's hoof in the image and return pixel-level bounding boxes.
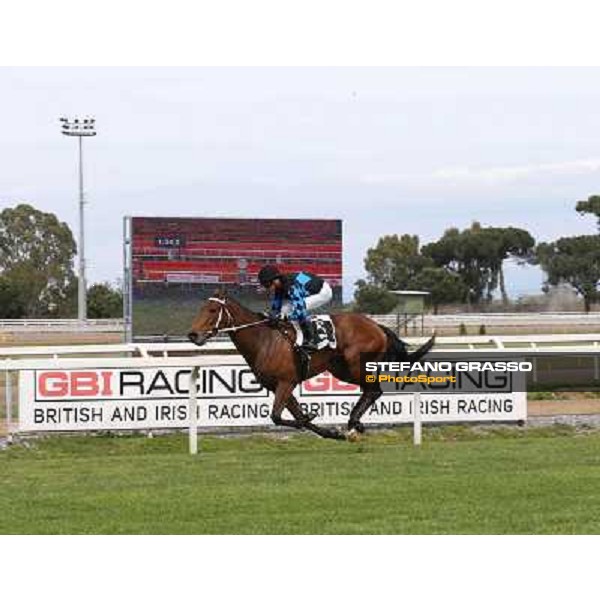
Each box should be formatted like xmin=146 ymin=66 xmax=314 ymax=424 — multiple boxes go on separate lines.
xmin=324 ymin=428 xmax=346 ymax=441
xmin=346 ymin=428 xmax=361 ymax=443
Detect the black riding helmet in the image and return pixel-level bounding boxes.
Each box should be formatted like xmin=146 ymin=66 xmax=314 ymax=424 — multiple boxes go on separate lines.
xmin=258 ymin=264 xmax=281 ymax=287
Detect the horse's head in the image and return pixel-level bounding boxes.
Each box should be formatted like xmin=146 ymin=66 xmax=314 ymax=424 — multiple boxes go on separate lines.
xmin=188 ymin=290 xmax=232 ymax=346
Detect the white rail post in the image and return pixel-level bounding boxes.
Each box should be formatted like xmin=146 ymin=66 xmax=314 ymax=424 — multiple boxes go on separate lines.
xmin=188 ymin=366 xmax=199 ymax=455
xmin=5 ymin=366 xmax=13 ymax=444
xmin=413 ymin=392 xmax=422 ymax=446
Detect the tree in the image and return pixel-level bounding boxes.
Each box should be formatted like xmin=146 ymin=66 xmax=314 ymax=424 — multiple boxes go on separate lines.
xmin=87 ymin=283 xmax=123 ymax=318
xmin=411 ymin=267 xmax=467 ymax=314
xmin=576 ymin=195 xmax=600 ymax=230
xmin=353 ymin=280 xmax=398 ymax=314
xmin=422 ymin=222 xmax=534 ymax=305
xmin=358 ymin=224 xmax=533 ymax=312
xmin=486 ymin=226 xmax=535 ymax=304
xmin=423 ymin=224 xmax=494 ymax=304
xmin=364 ymin=234 xmax=431 ymax=290
xmin=0 ymin=204 xmax=76 ymax=316
xmin=0 ymin=277 xmax=26 ymax=318
xmin=536 ymin=235 xmax=600 ymax=312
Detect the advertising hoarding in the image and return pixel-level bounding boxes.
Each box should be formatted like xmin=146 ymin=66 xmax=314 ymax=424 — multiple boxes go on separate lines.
xmin=19 ymin=365 xmax=526 ymax=432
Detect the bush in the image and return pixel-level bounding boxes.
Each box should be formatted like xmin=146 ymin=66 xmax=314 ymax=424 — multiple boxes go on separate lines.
xmin=353 ymin=280 xmax=398 ymax=314
xmin=87 ymin=283 xmax=123 ymax=318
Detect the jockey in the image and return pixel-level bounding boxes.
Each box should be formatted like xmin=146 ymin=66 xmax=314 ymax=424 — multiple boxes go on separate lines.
xmin=258 ymin=264 xmax=333 ymax=350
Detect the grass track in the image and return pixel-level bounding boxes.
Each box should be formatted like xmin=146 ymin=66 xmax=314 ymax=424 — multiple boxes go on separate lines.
xmin=2 ymin=426 xmax=600 ymax=534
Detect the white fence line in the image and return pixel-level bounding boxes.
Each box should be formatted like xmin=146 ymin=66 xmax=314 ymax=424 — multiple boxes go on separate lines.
xmin=3 ymin=335 xmax=600 ymax=453
xmin=1 ymin=311 xmax=599 ymax=334
xmin=1 ymin=354 xmax=243 ymax=448
xmin=3 ymin=333 xmax=600 ymax=360
xmin=413 ymin=392 xmax=422 ymax=447
xmin=372 ymin=312 xmax=600 ymax=327
xmin=189 ymin=367 xmax=199 ymax=455
xmin=0 ymin=341 xmax=225 ymax=359
xmin=0 ymin=319 xmax=123 ymax=332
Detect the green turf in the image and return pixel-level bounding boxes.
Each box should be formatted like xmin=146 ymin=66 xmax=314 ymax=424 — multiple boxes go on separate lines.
xmin=2 ymin=426 xmax=600 ymax=534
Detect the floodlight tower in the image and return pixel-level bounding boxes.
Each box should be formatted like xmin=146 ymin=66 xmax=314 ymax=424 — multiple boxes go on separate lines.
xmin=59 ymin=116 xmax=96 ymax=321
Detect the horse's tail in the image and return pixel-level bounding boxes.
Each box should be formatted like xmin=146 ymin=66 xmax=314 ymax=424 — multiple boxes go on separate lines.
xmin=408 ymin=333 xmax=436 ymax=362
xmin=379 ymin=325 xmax=436 ymax=363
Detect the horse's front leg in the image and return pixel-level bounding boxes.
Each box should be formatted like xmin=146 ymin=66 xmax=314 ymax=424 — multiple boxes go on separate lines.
xmin=270 ymin=382 xmax=344 ymax=440
xmin=270 ymin=381 xmax=304 ymax=430
xmin=285 ymin=394 xmax=345 ymax=441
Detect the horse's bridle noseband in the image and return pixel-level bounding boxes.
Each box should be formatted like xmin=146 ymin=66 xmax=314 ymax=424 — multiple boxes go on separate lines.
xmin=207 ymin=296 xmax=233 ymax=334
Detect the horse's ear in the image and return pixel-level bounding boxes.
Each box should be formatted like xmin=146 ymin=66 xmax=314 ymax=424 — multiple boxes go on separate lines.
xmin=212 ymin=287 xmax=227 ymax=299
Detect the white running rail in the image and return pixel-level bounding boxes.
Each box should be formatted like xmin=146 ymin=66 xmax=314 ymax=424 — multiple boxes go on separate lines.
xmin=0 ymin=319 xmax=123 ymax=331
xmin=3 ymin=333 xmax=600 ymax=452
xmin=2 ymin=333 xmax=600 ymax=360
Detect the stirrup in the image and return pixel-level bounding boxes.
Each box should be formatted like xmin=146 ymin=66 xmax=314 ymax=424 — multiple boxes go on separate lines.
xmin=300 ymin=336 xmax=319 ymax=351
xmin=302 ymin=341 xmax=319 ymax=351
xmin=299 ymin=322 xmax=318 ymax=351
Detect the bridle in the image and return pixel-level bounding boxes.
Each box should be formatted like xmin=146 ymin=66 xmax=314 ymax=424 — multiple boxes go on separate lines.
xmin=204 ymin=296 xmax=269 ymax=338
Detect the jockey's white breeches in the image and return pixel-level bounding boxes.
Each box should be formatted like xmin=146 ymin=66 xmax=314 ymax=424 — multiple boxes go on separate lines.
xmin=281 ymin=281 xmax=333 ymax=318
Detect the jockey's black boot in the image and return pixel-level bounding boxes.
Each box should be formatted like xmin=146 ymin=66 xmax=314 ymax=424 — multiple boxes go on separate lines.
xmin=299 ymin=320 xmax=319 ymax=351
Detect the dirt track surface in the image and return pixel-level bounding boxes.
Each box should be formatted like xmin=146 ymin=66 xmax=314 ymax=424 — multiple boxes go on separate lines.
xmin=528 ymin=399 xmax=600 ymax=416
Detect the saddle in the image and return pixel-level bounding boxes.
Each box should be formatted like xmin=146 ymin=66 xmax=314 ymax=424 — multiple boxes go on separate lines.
xmin=294 ymin=315 xmax=337 ymax=350
xmin=273 ymin=315 xmax=337 ymax=381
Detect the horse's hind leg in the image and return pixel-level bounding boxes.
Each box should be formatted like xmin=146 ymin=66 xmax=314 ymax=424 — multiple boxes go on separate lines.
xmin=326 ymin=352 xmax=382 ymax=435
xmin=348 ymin=389 xmax=383 ymax=434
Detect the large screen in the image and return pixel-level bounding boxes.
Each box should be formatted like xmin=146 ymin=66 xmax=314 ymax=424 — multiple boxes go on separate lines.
xmin=125 ymin=217 xmax=343 ymax=338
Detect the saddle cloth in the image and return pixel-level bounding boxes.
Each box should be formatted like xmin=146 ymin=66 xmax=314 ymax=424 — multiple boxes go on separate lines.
xmin=294 ymin=315 xmax=337 ymax=350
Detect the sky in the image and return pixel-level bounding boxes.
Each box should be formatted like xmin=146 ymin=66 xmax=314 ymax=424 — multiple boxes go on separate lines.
xmin=1 ymin=67 xmax=599 ymax=301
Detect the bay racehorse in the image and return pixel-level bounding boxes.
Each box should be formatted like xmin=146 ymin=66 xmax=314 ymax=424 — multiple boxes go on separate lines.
xmin=188 ymin=291 xmax=435 ymax=440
